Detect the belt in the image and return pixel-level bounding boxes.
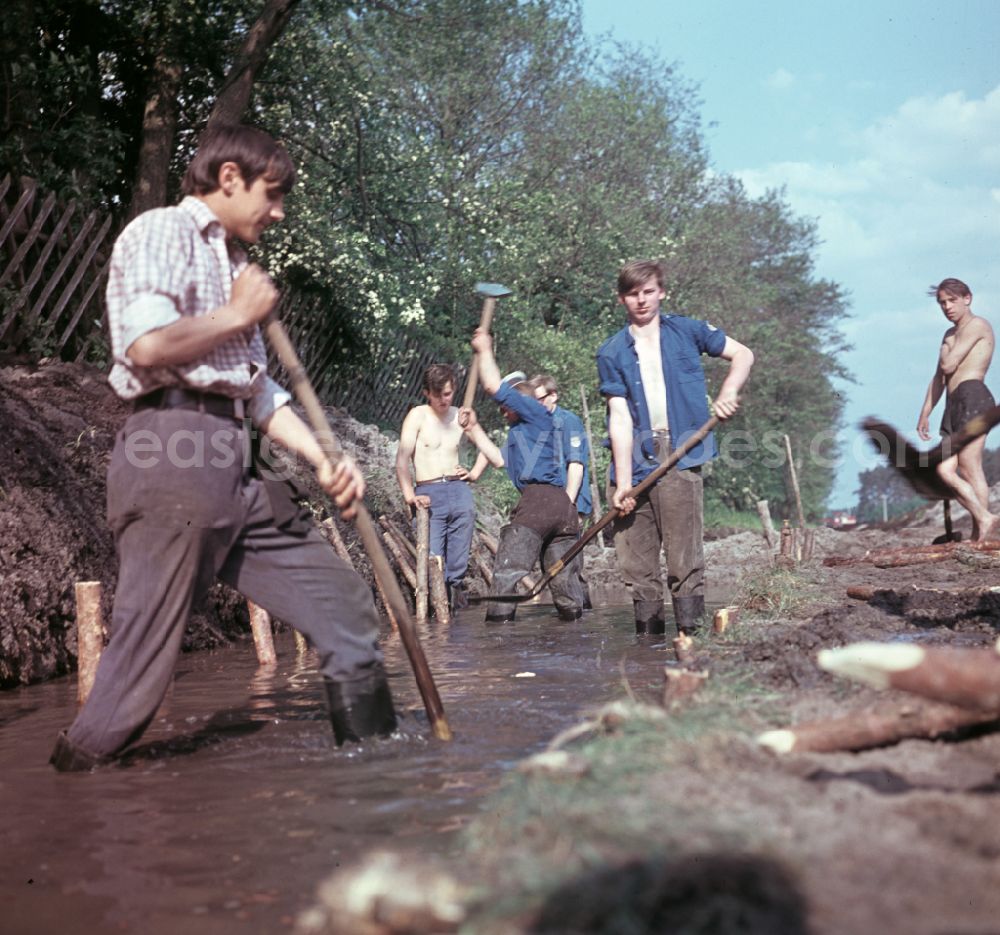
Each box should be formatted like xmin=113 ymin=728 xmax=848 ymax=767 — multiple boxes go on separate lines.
xmin=415 ymin=474 xmax=466 ymax=485
xmin=134 ymin=387 xmax=246 ymax=421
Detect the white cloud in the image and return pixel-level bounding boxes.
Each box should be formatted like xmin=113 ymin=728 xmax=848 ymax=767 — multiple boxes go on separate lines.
xmin=764 ymin=68 xmax=795 ymax=90
xmin=730 ymin=84 xmax=1000 ymax=504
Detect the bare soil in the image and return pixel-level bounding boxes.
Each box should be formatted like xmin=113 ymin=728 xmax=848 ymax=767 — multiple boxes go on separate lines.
xmin=6 ymin=360 xmax=1000 ymax=933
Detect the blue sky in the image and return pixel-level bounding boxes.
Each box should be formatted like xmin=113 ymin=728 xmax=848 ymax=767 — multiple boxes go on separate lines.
xmin=580 ymin=0 xmax=1000 ymax=507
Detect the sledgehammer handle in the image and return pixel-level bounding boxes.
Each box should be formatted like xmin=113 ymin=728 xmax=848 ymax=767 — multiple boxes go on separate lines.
xmin=265 ymin=317 xmax=452 ymax=741
xmin=462 ymin=296 xmax=497 ymax=409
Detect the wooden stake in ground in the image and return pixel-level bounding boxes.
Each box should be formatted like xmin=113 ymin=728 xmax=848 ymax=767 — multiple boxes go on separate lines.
xmin=415 ymin=506 xmax=430 ymax=624
xmin=818 ymin=641 xmax=1000 ymax=712
xmin=756 ymin=499 xmax=778 ymax=551
xmin=712 ymin=606 xmax=739 ymax=634
xmin=783 ymin=434 xmax=807 ymax=530
xmin=429 ymin=555 xmax=451 ymax=624
xmin=673 ymin=631 xmax=694 ymax=663
xmin=247 ymin=600 xmax=277 ymax=666
xmin=662 ymin=667 xmax=708 ymax=707
xmin=75 ymin=580 xmax=104 ymax=707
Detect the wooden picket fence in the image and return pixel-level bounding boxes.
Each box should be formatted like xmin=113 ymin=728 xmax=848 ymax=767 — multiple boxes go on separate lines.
xmin=0 ymin=175 xmax=113 ymax=362
xmin=0 ymin=174 xmax=449 ymax=428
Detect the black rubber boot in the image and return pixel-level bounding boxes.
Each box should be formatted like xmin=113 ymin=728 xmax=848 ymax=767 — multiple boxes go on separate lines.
xmin=324 ymin=667 xmax=398 ymax=746
xmin=448 ymin=582 xmax=469 ymax=611
xmin=634 ymin=599 xmax=666 ymax=635
xmin=544 ymin=536 xmax=585 ymax=621
xmin=486 ymin=524 xmax=543 ymax=622
xmin=49 ymin=730 xmax=107 ymax=772
xmin=672 ymin=594 xmax=705 ymax=636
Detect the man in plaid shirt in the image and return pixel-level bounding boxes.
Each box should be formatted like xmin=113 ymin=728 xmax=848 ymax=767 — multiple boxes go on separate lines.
xmin=50 ymin=125 xmax=397 ymax=771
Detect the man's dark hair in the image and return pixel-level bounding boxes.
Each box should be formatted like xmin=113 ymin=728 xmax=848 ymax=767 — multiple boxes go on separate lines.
xmin=928 ymin=277 xmax=971 ymax=299
xmin=182 ymin=125 xmax=297 ymax=196
xmin=422 ymin=363 xmax=457 ymax=395
xmin=617 ymin=259 xmax=666 ymax=295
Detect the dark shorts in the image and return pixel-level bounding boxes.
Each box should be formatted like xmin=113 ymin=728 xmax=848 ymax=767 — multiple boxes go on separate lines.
xmin=941 ymin=379 xmax=996 ymax=437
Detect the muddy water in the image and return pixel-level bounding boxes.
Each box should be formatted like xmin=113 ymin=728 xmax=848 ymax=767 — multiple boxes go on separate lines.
xmin=0 ymin=604 xmax=676 ymax=934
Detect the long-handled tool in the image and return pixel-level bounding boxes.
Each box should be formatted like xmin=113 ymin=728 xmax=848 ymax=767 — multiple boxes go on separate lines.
xmin=471 ymin=415 xmax=719 ymax=604
xmin=462 ymin=282 xmax=512 ymax=409
xmin=265 ymin=317 xmax=452 ymax=741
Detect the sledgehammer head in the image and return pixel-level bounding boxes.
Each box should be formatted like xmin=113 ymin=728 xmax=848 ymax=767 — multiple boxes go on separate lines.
xmin=475 ymin=282 xmax=512 ymax=298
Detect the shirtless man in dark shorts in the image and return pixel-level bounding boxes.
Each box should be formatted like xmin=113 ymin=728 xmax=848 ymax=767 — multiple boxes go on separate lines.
xmin=917 ymin=277 xmax=998 ymax=540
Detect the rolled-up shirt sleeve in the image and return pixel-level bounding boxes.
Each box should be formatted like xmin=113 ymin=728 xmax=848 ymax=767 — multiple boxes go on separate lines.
xmin=596 ymin=351 xmax=627 ymax=399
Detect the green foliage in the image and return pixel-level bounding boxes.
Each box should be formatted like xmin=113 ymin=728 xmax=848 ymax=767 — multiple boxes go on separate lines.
xmin=3 ymin=0 xmax=852 ymax=514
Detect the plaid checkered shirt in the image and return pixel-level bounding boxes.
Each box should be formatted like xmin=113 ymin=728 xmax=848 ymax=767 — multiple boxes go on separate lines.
xmin=106 ymin=196 xmax=290 ymax=425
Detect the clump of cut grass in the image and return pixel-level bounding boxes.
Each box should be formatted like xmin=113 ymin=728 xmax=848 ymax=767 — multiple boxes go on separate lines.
xmin=735 ymin=564 xmax=819 ymax=619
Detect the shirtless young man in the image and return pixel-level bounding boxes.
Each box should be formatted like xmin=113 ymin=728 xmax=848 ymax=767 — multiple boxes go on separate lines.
xmin=396 ymin=364 xmax=503 ymax=607
xmin=917 ymin=277 xmax=998 ymax=541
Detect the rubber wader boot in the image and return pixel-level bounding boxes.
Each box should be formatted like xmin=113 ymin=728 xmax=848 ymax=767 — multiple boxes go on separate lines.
xmin=634 ymin=599 xmax=666 ymax=635
xmin=49 ymin=730 xmax=107 ymax=772
xmin=672 ymin=594 xmax=705 ymax=636
xmin=447 ymin=582 xmax=469 ymax=611
xmin=324 ymin=668 xmax=398 ymax=746
xmin=486 ymin=524 xmax=544 ymax=622
xmin=544 ymin=537 xmax=585 ymax=621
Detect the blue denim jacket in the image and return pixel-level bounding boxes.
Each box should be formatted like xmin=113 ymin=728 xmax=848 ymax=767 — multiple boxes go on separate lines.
xmin=596 ymin=313 xmax=726 ymax=483
xmin=495 ymin=381 xmax=564 ymax=487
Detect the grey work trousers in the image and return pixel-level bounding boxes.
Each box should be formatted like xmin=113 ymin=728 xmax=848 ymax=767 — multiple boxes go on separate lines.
xmin=609 ymin=435 xmax=704 ymax=604
xmin=66 ymin=408 xmax=384 ymax=759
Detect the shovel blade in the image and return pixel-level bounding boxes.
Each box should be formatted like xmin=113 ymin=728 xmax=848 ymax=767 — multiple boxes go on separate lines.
xmin=476 ymin=281 xmax=512 ymax=298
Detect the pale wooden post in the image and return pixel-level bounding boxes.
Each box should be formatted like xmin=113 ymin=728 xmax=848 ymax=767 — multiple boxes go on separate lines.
xmin=783 ymin=434 xmax=807 ymax=530
xmin=415 ymin=506 xmax=430 ymax=624
xmin=429 ymin=555 xmax=451 ymax=624
xmin=294 ymin=630 xmax=309 ymax=653
xmin=247 ymin=600 xmax=277 ymax=665
xmin=75 ymin=580 xmax=104 ymax=707
xmin=756 ymin=499 xmax=778 ymax=550
xmin=578 ymin=384 xmax=605 ymax=548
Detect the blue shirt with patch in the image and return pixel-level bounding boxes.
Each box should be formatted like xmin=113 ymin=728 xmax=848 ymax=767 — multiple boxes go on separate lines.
xmin=552 ymin=405 xmax=591 ymax=515
xmin=596 ymin=312 xmax=726 ymax=483
xmin=494 ymin=381 xmax=564 ymax=488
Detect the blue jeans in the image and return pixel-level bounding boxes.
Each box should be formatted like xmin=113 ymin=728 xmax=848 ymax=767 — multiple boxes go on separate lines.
xmin=414 ymin=479 xmax=475 ymax=586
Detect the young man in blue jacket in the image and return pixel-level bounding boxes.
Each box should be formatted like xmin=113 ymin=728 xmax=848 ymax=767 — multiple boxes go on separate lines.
xmin=597 ymin=259 xmax=754 ymax=636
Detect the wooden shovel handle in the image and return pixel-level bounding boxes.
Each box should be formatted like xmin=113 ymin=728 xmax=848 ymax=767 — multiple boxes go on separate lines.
xmin=462 ymin=296 xmax=498 ymax=410
xmin=265 ymin=317 xmax=452 ymax=741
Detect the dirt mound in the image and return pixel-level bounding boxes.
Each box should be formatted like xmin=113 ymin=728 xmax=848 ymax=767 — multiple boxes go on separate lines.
xmin=0 ymin=360 xmax=476 ymax=688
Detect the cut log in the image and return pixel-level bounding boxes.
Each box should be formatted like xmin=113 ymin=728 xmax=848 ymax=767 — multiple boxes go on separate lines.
xmin=429 ymin=555 xmax=451 ymax=624
xmin=662 ymin=667 xmax=708 ymax=707
xmin=841 ymin=583 xmax=1000 ymax=624
xmin=673 ymin=631 xmax=694 ymax=663
xmin=247 ymin=600 xmax=277 ymax=666
xmin=818 ymin=641 xmax=1000 ymax=711
xmin=381 ymin=528 xmax=416 ymax=590
xmin=415 ymin=506 xmax=429 ymax=624
xmin=846 ymin=585 xmax=875 ymax=601
xmin=75 ymin=580 xmax=104 ymax=707
xmin=712 ymin=606 xmax=739 ymax=634
xmin=756 ymin=698 xmax=1000 ymax=754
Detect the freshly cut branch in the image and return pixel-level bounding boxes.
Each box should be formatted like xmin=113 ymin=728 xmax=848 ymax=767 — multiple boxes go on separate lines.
xmin=825 ymin=540 xmax=1000 ymax=569
xmin=757 ymin=699 xmax=1000 ymax=754
xmin=818 ymin=641 xmax=1000 ymax=711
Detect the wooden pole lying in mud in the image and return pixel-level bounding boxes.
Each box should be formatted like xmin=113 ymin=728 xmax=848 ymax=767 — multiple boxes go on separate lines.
xmin=75 ymin=580 xmax=104 ymax=706
xmin=429 ymin=556 xmax=451 ymax=624
xmin=247 ymin=601 xmax=277 ymax=666
xmin=756 ymin=699 xmax=1000 ymax=754
xmin=415 ymin=506 xmax=430 ymax=624
xmin=818 ymin=641 xmax=1000 ymax=711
